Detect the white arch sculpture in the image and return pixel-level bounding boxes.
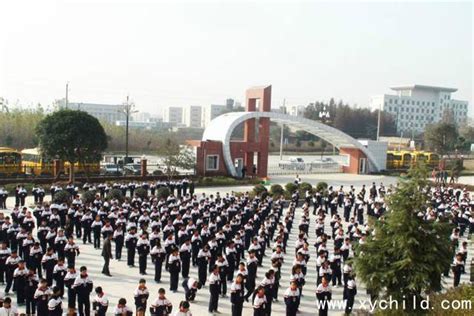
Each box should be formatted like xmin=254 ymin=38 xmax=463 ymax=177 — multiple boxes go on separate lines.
xmin=202 ymin=111 xmax=383 ymax=177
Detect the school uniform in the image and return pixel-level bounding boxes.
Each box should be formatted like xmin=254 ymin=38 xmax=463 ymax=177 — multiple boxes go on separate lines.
xmin=34 ymin=286 xmax=53 ymax=315
xmin=134 ymin=287 xmax=150 ymax=312
xmin=208 ymin=272 xmax=221 ymax=313
xmin=168 ymin=254 xmax=181 ymax=292
xmin=137 ymin=238 xmax=151 ymax=274
xmin=150 ymin=297 xmax=172 ymax=316
xmin=151 ymin=245 xmax=166 ymax=282
xmin=230 ymin=281 xmax=245 ymax=316
xmin=284 ymin=287 xmax=300 ymax=316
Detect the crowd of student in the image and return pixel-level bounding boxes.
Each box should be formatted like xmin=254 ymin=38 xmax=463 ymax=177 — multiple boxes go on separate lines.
xmin=0 ymin=177 xmax=471 ymax=316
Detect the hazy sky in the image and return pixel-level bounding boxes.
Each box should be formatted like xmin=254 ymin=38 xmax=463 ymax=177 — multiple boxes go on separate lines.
xmin=0 ymin=0 xmax=472 ymax=115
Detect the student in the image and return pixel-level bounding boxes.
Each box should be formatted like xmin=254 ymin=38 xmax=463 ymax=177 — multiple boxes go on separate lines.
xmin=25 ymin=268 xmax=39 ymax=315
xmin=252 ymin=286 xmax=267 ymax=316
xmin=150 ymin=288 xmax=172 ymax=316
xmin=48 ymin=286 xmax=63 ymax=316
xmin=173 ymin=301 xmax=192 ymax=316
xmin=134 ymin=279 xmax=150 ymax=313
xmin=208 ymin=265 xmax=221 ymax=314
xmin=0 ymin=297 xmax=18 ymax=316
xmin=34 ymin=278 xmax=52 ymax=316
xmin=284 ymin=281 xmax=300 ymax=316
xmin=137 ymin=234 xmax=151 ymax=275
xmin=64 ymin=267 xmax=78 ymax=315
xmin=167 ymin=248 xmax=181 ymax=292
xmin=72 ymin=266 xmax=93 ymax=316
xmin=182 ymin=278 xmax=201 ymax=302
xmin=179 ymin=239 xmax=192 ymax=279
xmin=244 ymin=251 xmax=258 ymax=301
xmin=197 ymin=245 xmax=211 ymax=286
xmin=343 ymin=275 xmax=357 ymax=315
xmin=452 ymin=253 xmax=464 ymax=287
xmin=5 ymin=250 xmax=20 ymax=294
xmin=316 ymin=277 xmax=332 ymax=316
xmin=230 ymin=274 xmax=245 ymax=316
xmin=151 ymin=240 xmax=166 ymax=283
xmin=113 ymin=298 xmax=133 ymax=316
xmin=12 ymin=259 xmax=28 ymax=305
xmin=52 ymin=257 xmax=67 ymax=297
xmin=125 ymin=228 xmax=138 ymax=267
xmin=92 ymin=286 xmax=109 ymax=316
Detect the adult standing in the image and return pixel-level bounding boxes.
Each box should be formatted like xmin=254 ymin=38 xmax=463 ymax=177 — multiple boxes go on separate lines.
xmin=101 ymin=234 xmax=113 ymax=277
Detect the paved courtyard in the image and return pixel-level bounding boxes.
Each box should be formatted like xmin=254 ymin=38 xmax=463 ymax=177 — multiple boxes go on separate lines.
xmin=1 ymin=173 xmax=472 ymax=315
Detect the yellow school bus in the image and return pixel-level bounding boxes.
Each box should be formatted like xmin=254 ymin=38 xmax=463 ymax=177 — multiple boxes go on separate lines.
xmin=387 ymin=150 xmax=439 ymax=170
xmin=0 ymin=147 xmax=22 ymax=176
xmin=21 ymin=148 xmax=100 ymax=176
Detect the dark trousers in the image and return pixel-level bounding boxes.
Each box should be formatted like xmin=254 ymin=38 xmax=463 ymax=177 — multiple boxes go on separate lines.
xmin=182 ymin=259 xmax=190 ymax=278
xmin=77 ymin=297 xmax=90 ymax=316
xmin=209 ymin=291 xmax=219 ymax=312
xmin=93 ymin=233 xmax=100 ymax=248
xmin=170 ymin=271 xmax=179 ymax=291
xmin=26 ymin=297 xmax=36 ymax=314
xmin=154 ymin=260 xmax=163 ymax=282
xmin=115 ymin=242 xmax=123 ymax=260
xmin=102 ymin=257 xmax=110 ymax=275
xmin=232 ymin=303 xmax=243 ymax=316
xmin=127 ymin=249 xmax=135 ymax=266
xmin=0 ymin=265 xmax=5 ymax=283
xmin=139 ymin=255 xmax=147 ymax=274
xmin=5 ymin=271 xmax=13 ymax=292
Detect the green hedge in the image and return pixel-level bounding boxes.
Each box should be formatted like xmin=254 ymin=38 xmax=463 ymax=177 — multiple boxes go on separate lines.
xmin=157 ymin=187 xmax=171 ymax=199
xmin=53 ymin=190 xmax=71 ymax=203
xmin=107 ymin=189 xmax=124 ymax=202
xmin=285 ymin=182 xmax=298 ymax=194
xmin=253 ymin=184 xmax=267 ymax=196
xmin=81 ymin=190 xmax=97 ymax=204
xmin=134 ymin=187 xmax=148 ymax=199
xmin=270 ymin=184 xmax=284 ymax=198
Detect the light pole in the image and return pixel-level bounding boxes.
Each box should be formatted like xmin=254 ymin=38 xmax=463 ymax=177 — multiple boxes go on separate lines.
xmin=119 ymin=95 xmax=138 ymax=164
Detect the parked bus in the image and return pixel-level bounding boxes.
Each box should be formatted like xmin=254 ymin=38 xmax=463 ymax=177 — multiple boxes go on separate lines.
xmin=21 ymin=148 xmax=54 ymax=175
xmin=386 ymin=150 xmax=440 ymax=170
xmin=21 ymin=148 xmax=100 ymax=176
xmin=0 ymin=147 xmax=22 ymax=176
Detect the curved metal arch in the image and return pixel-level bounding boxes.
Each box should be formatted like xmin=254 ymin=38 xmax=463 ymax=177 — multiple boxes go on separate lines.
xmin=202 ymin=111 xmax=383 ymax=177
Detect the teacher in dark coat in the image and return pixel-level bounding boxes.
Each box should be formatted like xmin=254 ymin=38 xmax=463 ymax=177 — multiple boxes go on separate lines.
xmin=101 ymin=234 xmax=113 ymax=276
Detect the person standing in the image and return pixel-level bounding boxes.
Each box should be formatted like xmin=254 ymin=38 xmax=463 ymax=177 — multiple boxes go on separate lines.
xmin=179 ymin=239 xmax=192 ymax=279
xmin=316 ymin=277 xmax=332 ymax=316
xmin=137 ymin=234 xmax=151 ymax=275
xmin=48 ymin=286 xmax=63 ymax=316
xmin=125 ymin=228 xmax=138 ymax=267
xmin=230 ymin=274 xmax=245 ymax=316
xmin=167 ymin=248 xmax=181 ymax=293
xmin=150 ymin=241 xmax=166 ymax=283
xmin=284 ymin=281 xmax=300 ymax=316
xmin=102 ymin=234 xmax=113 ymax=276
xmin=34 ymin=278 xmax=52 ymax=316
xmin=208 ymin=266 xmax=221 ymax=314
xmin=134 ymin=279 xmax=150 ymax=314
xmin=72 ymin=266 xmax=93 ymax=316
xmin=343 ymin=275 xmax=357 ymax=315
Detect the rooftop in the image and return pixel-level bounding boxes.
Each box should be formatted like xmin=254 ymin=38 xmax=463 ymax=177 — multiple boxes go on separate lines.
xmin=390 ymin=84 xmax=457 ymax=93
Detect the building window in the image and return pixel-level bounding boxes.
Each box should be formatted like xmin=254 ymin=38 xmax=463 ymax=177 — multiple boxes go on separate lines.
xmin=412 ymin=101 xmax=415 ymax=105
xmin=389 ymin=99 xmax=392 ymax=104
xmin=206 ymin=155 xmax=219 ymax=171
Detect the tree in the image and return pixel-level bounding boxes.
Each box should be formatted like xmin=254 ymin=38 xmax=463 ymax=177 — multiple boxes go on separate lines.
xmin=36 ymin=110 xmax=108 ymax=181
xmin=424 ymin=122 xmax=459 ymax=155
xmin=158 ymin=138 xmax=195 ymax=179
xmin=354 ymin=164 xmax=452 ymax=313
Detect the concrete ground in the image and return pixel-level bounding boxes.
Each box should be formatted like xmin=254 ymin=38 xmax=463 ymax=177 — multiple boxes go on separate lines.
xmin=1 ymin=173 xmax=472 ymax=315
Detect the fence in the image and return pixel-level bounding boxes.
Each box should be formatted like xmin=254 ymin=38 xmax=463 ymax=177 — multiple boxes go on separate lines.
xmin=267 ymin=162 xmax=343 ymax=175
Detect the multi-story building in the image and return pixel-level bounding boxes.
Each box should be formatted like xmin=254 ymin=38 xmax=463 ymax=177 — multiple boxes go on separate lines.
xmin=288 ymin=105 xmax=305 ymax=117
xmin=183 ymin=105 xmax=203 ymax=128
xmin=162 ymin=106 xmax=183 ymax=126
xmin=203 ymin=104 xmax=227 ymax=127
xmin=67 ymin=102 xmax=122 ymax=124
xmin=370 ymin=85 xmax=469 ymax=134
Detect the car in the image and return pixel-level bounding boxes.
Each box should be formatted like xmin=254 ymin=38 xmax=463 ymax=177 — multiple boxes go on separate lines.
xmin=100 ymin=164 xmax=123 ymax=175
xmin=278 ymin=157 xmax=306 ymax=170
xmin=311 ymin=157 xmax=338 ymax=168
xmin=123 ymin=163 xmax=142 ymax=175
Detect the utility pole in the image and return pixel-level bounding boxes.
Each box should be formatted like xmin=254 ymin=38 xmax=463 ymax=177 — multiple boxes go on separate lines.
xmin=279 ymin=99 xmax=286 ymax=161
xmin=376 ymin=104 xmax=381 ymax=141
xmin=65 ymin=82 xmax=69 ymax=109
xmin=120 ymin=95 xmax=138 ymax=164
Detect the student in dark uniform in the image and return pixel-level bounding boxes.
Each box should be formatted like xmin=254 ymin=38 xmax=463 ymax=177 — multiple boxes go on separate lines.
xmin=64 ymin=267 xmax=78 ymax=315
xmin=316 ymin=277 xmax=332 ymax=316
xmin=5 ymin=250 xmax=20 ymax=294
xmin=284 ymin=281 xmax=300 ymax=316
xmin=343 ymin=275 xmax=357 ymax=315
xmin=137 ymin=234 xmax=151 ymax=275
xmin=149 ymin=288 xmax=172 ymax=316
xmin=48 ymin=286 xmax=63 ymax=316
xmin=133 ymin=279 xmax=150 ymax=314
xmin=151 ymin=240 xmax=166 ymax=283
xmin=167 ymin=248 xmax=181 ymax=292
xmin=230 ymin=274 xmax=245 ymax=316
xmin=182 ymin=277 xmax=201 ymax=302
xmin=208 ymin=265 xmax=221 ymax=314
xmin=34 ymin=278 xmax=52 ymax=315
xmin=179 ymin=239 xmax=192 ymax=279
xmin=252 ymin=286 xmax=267 ymax=316
xmin=125 ymin=228 xmax=138 ymax=267
xmin=13 ymin=259 xmax=28 ymax=305
xmin=92 ymin=286 xmax=109 ymax=316
xmin=25 ymin=268 xmax=39 ymax=315
xmin=113 ymin=225 xmax=124 ymax=260
xmin=72 ymin=266 xmax=93 ymax=316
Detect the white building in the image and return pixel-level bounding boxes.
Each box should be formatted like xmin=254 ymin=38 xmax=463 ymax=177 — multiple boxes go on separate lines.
xmin=370 ymin=85 xmax=469 ymax=134
xmin=183 ymin=105 xmax=203 ymax=128
xmin=67 ymin=102 xmax=122 ymax=124
xmin=163 ymin=106 xmax=183 ymax=126
xmin=288 ymin=105 xmax=305 ymax=117
xmin=203 ymin=104 xmax=227 ymax=127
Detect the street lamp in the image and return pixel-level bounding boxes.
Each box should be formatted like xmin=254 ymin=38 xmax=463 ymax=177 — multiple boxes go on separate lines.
xmin=119 ymin=96 xmax=138 ymax=164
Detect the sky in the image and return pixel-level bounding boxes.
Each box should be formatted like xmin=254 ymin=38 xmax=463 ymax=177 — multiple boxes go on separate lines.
xmin=0 ymin=0 xmax=472 ymax=116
